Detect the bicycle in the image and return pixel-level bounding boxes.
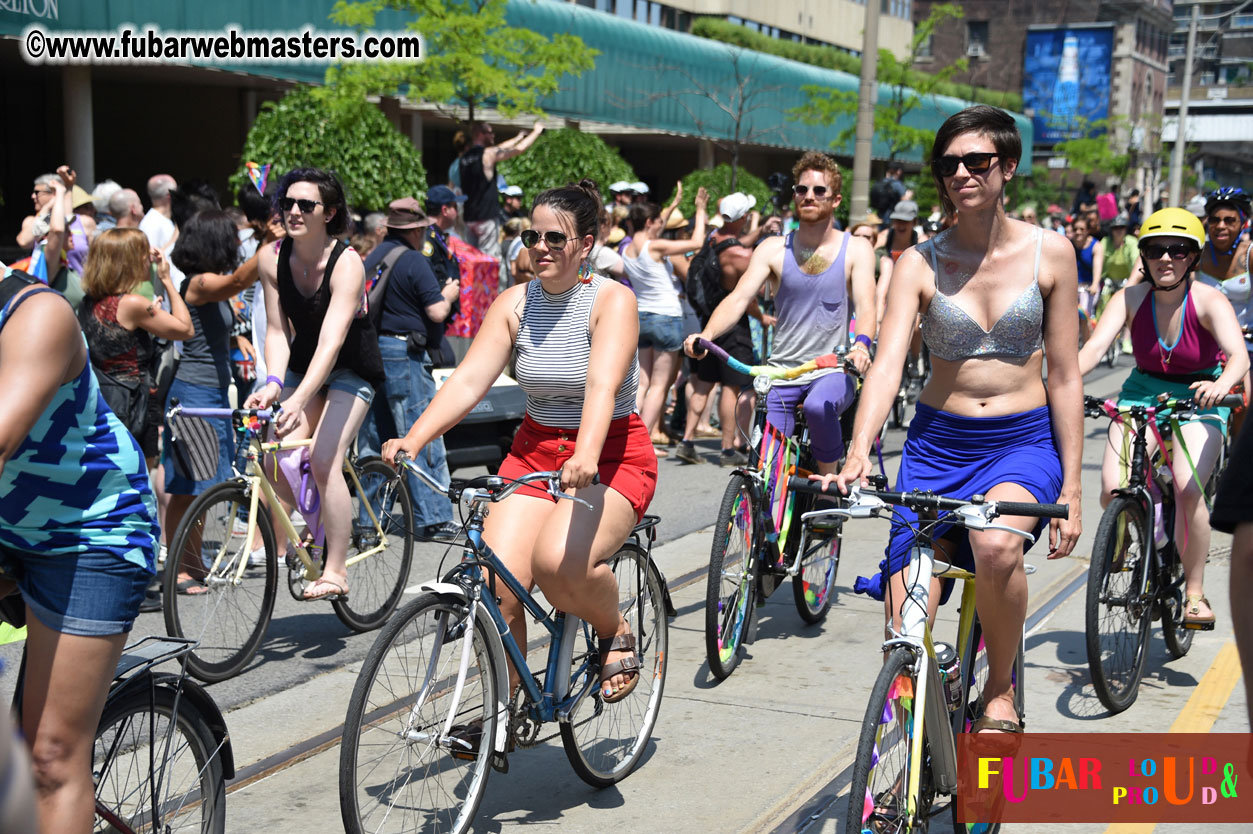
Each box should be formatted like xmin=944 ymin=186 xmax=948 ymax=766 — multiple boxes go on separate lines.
xmin=890 ymin=342 xmax=930 ymax=430
xmin=1082 ymin=392 xmax=1243 ymax=713
xmin=1 ymin=588 xmax=233 ymax=833
xmin=693 ymin=337 xmax=850 ymax=680
xmin=163 ymin=405 xmax=415 ymax=683
xmin=339 ymin=457 xmax=672 ymax=834
xmin=785 ymin=477 xmax=1067 ymax=834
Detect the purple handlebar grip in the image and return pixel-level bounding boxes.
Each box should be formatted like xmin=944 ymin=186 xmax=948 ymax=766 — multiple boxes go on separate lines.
xmin=178 ymin=408 xmax=273 ymax=421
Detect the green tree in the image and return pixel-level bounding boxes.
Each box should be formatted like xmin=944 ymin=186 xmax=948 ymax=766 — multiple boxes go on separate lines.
xmin=1053 ymin=117 xmax=1130 ymax=181
xmin=792 ymin=3 xmax=968 ymax=163
xmin=665 ymin=164 xmax=771 ymax=220
xmin=497 ymin=128 xmax=635 ymax=201
xmin=229 ymin=85 xmax=427 ymax=211
xmin=328 ymin=0 xmax=596 ymax=122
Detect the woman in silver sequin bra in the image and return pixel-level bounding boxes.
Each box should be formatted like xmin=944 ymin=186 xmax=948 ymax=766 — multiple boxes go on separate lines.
xmin=831 ymin=106 xmax=1085 ymax=735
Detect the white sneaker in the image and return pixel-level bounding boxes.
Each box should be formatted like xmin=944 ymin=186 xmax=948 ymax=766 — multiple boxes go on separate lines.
xmin=248 ymin=546 xmax=267 ymax=567
xmin=232 ymin=517 xmax=249 ymax=536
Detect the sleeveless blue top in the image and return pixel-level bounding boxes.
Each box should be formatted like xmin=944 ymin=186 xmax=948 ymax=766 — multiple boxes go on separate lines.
xmin=770 ymin=231 xmax=851 ymax=384
xmin=0 ymin=276 xmax=157 ymax=573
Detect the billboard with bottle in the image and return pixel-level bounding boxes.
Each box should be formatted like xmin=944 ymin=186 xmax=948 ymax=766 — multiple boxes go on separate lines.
xmin=1023 ymin=25 xmax=1114 ymax=145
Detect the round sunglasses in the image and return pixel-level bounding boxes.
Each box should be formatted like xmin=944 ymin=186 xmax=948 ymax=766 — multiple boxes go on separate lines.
xmin=793 ymin=184 xmax=831 ymax=199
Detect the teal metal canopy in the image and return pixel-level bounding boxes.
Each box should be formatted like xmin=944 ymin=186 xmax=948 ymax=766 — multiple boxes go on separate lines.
xmin=1 ymin=0 xmax=1033 ymax=169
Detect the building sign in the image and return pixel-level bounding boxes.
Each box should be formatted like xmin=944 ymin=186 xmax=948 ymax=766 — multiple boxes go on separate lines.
xmin=1023 ymin=25 xmax=1114 ymax=145
xmin=0 ymin=0 xmax=57 ymax=21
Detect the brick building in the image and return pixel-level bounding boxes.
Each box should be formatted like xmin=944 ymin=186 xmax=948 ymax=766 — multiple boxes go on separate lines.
xmin=913 ymin=0 xmax=1172 ymax=197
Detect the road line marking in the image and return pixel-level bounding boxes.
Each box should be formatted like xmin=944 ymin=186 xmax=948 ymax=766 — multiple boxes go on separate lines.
xmin=1101 ymin=641 xmax=1242 ymax=834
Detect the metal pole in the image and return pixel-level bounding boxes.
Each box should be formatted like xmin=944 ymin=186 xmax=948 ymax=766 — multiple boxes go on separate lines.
xmin=1169 ymin=4 xmax=1198 ymax=206
xmin=850 ymin=0 xmax=881 ymax=221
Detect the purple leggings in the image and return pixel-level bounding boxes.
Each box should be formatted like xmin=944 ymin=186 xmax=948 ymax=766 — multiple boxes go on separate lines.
xmin=764 ymin=371 xmax=856 ymax=465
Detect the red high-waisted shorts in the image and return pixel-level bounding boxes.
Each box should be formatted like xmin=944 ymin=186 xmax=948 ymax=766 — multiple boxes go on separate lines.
xmin=497 ymin=413 xmax=658 ymax=521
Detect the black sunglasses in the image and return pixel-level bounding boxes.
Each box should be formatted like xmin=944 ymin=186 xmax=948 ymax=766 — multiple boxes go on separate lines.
xmin=1140 ymin=242 xmax=1195 ymax=261
xmin=279 ymin=197 xmax=324 ymax=214
xmin=931 ymin=152 xmax=1000 ymax=177
xmin=520 ymin=229 xmax=570 ymax=250
xmin=792 ymin=184 xmax=830 ymax=199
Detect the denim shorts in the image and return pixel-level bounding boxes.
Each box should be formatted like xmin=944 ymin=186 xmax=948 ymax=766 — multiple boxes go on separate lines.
xmin=284 ymin=367 xmax=375 ymax=406
xmin=638 ymin=311 xmax=684 ymax=352
xmin=0 ymin=546 xmax=152 ymax=636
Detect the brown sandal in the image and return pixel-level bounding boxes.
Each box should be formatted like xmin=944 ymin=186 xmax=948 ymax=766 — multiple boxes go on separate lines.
xmin=1183 ymin=595 xmax=1216 ymax=630
xmin=598 ymin=632 xmax=641 ymax=704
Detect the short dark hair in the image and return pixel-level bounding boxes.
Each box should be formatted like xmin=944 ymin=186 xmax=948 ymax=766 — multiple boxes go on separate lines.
xmin=274 ymin=167 xmax=350 ymax=237
xmin=930 ymin=105 xmax=1021 ymax=216
xmin=238 ymin=176 xmax=278 ymax=225
xmin=171 ymin=209 xmax=240 ymax=277
xmin=533 ymin=179 xmax=603 ymax=242
xmin=171 ymin=180 xmax=221 ymax=230
xmin=626 ymin=202 xmax=661 ymax=236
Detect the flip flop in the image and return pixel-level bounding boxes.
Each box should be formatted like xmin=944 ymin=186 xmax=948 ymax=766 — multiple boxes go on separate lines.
xmin=971 ymin=716 xmax=1023 ymax=734
xmin=1183 ymin=595 xmax=1216 ymax=630
xmin=302 ymin=578 xmax=349 ymax=602
xmin=175 ymin=578 xmax=209 ymax=596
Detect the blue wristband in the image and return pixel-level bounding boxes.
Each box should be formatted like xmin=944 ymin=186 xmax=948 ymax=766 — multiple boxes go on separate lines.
xmin=854 ymin=334 xmax=873 ymax=349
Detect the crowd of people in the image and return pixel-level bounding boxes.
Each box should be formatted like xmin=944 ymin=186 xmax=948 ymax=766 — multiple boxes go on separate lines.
xmin=5 ymin=104 xmax=1253 ymax=832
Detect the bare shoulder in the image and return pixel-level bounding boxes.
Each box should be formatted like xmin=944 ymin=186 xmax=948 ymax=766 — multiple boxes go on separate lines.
xmin=1 ymin=286 xmax=78 ymax=341
xmin=1035 ymin=225 xmax=1074 ymax=263
xmin=845 ymin=231 xmax=874 ymax=259
xmin=258 ymin=239 xmax=280 ymax=276
xmin=1190 ymin=279 xmax=1228 ymax=306
xmin=593 ymin=277 xmax=637 ymax=315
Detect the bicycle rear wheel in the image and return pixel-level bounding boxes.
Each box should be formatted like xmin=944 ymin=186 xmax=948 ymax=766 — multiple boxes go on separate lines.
xmin=1085 ymin=496 xmax=1152 ymax=713
xmin=332 ymin=457 xmax=415 ymax=632
xmin=164 ymin=481 xmax=277 ymax=684
xmin=340 ymin=593 xmax=498 ymax=834
xmin=94 ymin=680 xmax=226 ymax=834
xmin=791 ymin=525 xmax=840 ymax=624
xmin=561 ymin=543 xmax=668 ymax=787
xmin=705 ymin=474 xmax=757 ymax=679
xmin=847 ymin=647 xmax=932 ymax=834
xmin=1161 ymin=550 xmax=1194 ymax=659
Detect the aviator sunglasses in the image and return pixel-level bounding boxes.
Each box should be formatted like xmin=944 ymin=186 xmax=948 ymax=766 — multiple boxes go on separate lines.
xmin=520 ymin=229 xmax=570 ymax=250
xmin=1139 ymin=242 xmax=1195 ymax=261
xmin=930 ymin=152 xmax=1000 ymax=177
xmin=279 ymin=197 xmax=324 ymax=214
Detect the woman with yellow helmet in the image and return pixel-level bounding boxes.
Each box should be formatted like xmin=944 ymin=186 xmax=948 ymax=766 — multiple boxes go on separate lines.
xmin=1079 ymin=207 xmax=1249 ymax=629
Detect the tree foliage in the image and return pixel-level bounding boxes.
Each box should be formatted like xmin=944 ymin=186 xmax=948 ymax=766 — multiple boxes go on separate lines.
xmin=665 ymin=164 xmax=772 ymax=220
xmin=496 ymin=128 xmax=635 ymax=202
xmin=328 ymin=0 xmax=596 ymax=121
xmin=1053 ymin=117 xmax=1130 ymax=181
xmin=230 ymin=85 xmax=426 ymax=211
xmin=692 ymin=15 xmax=1022 ymax=111
xmin=792 ymin=3 xmax=968 ymax=163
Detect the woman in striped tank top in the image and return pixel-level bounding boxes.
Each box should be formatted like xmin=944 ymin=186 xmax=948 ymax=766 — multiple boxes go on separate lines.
xmin=385 ymin=179 xmax=657 ymax=703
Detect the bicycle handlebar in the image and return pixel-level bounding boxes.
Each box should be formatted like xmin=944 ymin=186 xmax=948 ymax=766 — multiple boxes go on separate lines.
xmin=1084 ymin=393 xmax=1245 ymax=420
xmin=170 ymin=404 xmax=274 ymax=421
xmin=394 ymin=453 xmax=598 ymax=510
xmin=785 ymin=476 xmax=1069 ymax=519
xmin=692 ymin=337 xmax=847 ymax=380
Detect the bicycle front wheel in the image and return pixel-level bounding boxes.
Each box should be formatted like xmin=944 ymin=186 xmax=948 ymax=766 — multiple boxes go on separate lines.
xmin=847 ymin=647 xmax=931 ymax=834
xmin=164 ymin=481 xmax=278 ymax=684
xmin=1085 ymin=496 xmax=1152 ymax=713
xmin=332 ymin=457 xmax=416 ymax=632
xmin=792 ymin=525 xmax=841 ymax=624
xmin=1161 ymin=550 xmax=1194 ymax=659
xmin=560 ymin=543 xmax=668 ymax=787
xmin=705 ymin=473 xmax=758 ymax=679
xmin=95 ymin=680 xmax=226 ymax=834
xmin=340 ymin=593 xmax=498 ymax=834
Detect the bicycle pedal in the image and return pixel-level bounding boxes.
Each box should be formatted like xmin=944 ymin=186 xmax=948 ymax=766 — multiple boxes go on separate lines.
xmin=1183 ymin=620 xmax=1216 ymax=631
xmin=491 ymin=752 xmax=509 ymax=774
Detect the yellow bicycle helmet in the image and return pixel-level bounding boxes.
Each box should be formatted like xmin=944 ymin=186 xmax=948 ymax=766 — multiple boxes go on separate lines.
xmin=1138 ymin=207 xmax=1206 ymax=248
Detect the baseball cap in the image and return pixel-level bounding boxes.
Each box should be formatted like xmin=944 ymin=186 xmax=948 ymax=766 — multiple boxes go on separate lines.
xmin=719 ymin=193 xmax=757 ymax=223
xmin=890 ymin=199 xmax=919 ymax=222
xmin=609 ymin=181 xmax=633 ymax=194
xmin=385 ymin=197 xmax=432 ymax=230
xmin=425 ymin=185 xmax=466 ymax=208
xmin=630 ymin=181 xmax=649 ymax=195
xmin=499 ymin=185 xmax=523 ymax=197
xmin=1110 ymin=212 xmax=1130 ymax=228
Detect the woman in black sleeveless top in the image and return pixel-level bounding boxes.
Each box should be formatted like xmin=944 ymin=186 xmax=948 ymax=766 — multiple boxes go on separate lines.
xmin=246 ymin=168 xmax=383 ymax=601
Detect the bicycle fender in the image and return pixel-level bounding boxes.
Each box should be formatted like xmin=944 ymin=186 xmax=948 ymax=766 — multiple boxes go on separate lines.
xmin=647 ymin=559 xmax=677 ymax=619
xmin=149 ymin=673 xmax=236 ymax=779
xmin=414 ymin=584 xmax=512 ymax=756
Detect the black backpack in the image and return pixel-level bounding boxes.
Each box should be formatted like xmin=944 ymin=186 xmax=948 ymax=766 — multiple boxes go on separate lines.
xmin=869 ymin=177 xmax=897 ymax=217
xmin=686 ymin=237 xmax=739 ymax=323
